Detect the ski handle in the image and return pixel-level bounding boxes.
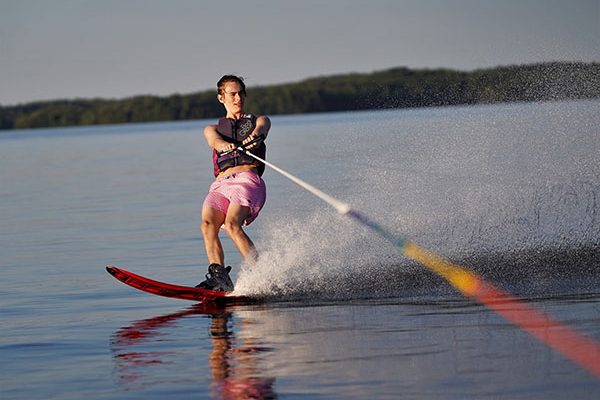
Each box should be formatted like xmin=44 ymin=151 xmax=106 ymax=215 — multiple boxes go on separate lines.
xmin=219 ymin=135 xmax=265 ymax=156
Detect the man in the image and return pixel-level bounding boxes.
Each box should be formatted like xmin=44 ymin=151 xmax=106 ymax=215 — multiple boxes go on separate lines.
xmin=197 ymin=75 xmax=270 ymax=292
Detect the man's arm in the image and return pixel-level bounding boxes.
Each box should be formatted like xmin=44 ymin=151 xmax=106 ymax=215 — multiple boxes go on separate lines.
xmin=243 ymin=115 xmax=271 ymax=148
xmin=204 ymin=124 xmax=232 ymax=153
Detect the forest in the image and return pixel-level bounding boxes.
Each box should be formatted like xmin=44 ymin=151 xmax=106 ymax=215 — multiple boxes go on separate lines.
xmin=1 ymin=62 xmax=598 ymax=130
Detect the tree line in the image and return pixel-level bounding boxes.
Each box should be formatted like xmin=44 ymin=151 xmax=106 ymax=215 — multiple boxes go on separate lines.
xmin=1 ymin=62 xmax=598 ymax=130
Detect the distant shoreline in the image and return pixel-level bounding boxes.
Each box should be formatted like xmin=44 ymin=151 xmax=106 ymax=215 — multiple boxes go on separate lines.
xmin=1 ymin=61 xmax=598 ymax=131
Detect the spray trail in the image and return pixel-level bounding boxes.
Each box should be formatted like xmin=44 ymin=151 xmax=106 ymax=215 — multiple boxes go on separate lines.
xmin=242 ymin=147 xmax=600 ymax=378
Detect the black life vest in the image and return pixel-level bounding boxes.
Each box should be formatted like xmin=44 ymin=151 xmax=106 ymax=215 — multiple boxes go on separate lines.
xmin=212 ymin=114 xmax=266 ymax=177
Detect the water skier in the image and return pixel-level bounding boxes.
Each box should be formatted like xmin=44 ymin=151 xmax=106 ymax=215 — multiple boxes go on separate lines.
xmin=196 ymin=75 xmax=270 ymax=292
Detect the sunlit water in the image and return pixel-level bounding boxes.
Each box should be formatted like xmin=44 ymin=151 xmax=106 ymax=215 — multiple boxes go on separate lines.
xmin=1 ymin=100 xmax=599 ymax=399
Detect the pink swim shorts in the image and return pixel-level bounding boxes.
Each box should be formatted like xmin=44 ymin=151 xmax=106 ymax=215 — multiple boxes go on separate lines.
xmin=202 ymin=171 xmax=266 ymax=225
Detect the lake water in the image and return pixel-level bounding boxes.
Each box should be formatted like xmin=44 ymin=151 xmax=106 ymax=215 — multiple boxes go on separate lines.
xmin=1 ymin=100 xmax=600 ymax=399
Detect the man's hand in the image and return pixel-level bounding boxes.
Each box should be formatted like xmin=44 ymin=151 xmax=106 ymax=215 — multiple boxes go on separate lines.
xmin=242 ymin=134 xmax=264 ymax=150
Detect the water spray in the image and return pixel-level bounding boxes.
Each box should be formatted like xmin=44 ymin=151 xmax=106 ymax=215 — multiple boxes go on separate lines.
xmin=236 ymin=143 xmax=600 ymax=378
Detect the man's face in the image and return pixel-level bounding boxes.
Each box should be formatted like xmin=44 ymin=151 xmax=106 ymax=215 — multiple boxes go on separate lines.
xmin=218 ymin=81 xmax=245 ymax=115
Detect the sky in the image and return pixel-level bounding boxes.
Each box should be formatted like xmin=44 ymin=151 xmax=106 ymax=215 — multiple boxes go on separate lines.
xmin=0 ymin=0 xmax=598 ymax=106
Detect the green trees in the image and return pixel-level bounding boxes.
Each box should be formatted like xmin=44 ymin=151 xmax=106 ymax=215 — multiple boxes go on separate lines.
xmin=1 ymin=62 xmax=598 ymax=130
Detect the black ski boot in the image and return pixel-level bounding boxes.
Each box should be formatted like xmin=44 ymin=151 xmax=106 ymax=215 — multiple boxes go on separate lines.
xmin=196 ymin=263 xmax=234 ymax=292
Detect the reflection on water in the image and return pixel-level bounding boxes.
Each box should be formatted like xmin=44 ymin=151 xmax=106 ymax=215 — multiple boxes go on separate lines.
xmin=110 ymin=293 xmax=600 ymax=399
xmin=208 ymin=312 xmax=276 ymax=399
xmin=111 ymin=304 xmax=277 ymax=399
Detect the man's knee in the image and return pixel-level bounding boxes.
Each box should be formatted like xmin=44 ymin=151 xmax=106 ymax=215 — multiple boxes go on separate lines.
xmin=201 ymin=217 xmax=220 ymax=234
xmin=223 ymin=220 xmax=244 ymax=237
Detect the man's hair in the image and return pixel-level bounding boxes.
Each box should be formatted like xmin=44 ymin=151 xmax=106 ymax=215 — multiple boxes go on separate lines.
xmin=217 ymin=75 xmax=246 ymax=96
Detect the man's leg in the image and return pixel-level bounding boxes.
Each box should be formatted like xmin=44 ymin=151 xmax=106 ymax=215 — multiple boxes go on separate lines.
xmin=201 ymin=206 xmax=226 ymax=266
xmin=223 ymin=203 xmax=258 ymax=264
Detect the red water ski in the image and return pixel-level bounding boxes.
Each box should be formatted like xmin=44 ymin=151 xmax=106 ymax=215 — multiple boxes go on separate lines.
xmin=106 ymin=265 xmax=250 ymax=303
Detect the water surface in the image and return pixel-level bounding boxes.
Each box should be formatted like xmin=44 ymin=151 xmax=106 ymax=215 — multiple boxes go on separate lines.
xmin=1 ymin=100 xmax=599 ymax=399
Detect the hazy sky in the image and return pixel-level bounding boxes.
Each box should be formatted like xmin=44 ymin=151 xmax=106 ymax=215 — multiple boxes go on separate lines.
xmin=1 ymin=0 xmax=598 ymax=105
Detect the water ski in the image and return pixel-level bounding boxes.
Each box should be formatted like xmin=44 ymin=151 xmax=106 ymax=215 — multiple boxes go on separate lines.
xmin=106 ymin=266 xmax=251 ymax=304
